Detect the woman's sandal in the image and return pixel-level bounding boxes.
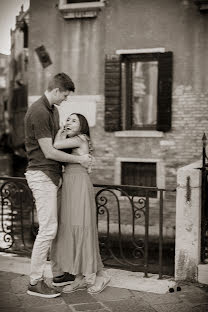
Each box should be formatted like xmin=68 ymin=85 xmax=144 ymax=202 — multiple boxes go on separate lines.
xmin=62 ymin=277 xmax=87 ymax=293
xmin=87 ymin=276 xmax=111 ymax=294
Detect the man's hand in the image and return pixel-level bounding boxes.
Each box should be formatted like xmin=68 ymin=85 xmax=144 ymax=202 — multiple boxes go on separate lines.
xmin=79 ymin=154 xmax=93 ymax=169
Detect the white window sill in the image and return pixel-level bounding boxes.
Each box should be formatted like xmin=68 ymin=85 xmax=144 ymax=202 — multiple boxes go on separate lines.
xmin=59 ymin=1 xmax=105 ymax=19
xmin=114 ymin=130 xmax=164 ymax=138
xmin=116 ymin=48 xmax=165 ymax=54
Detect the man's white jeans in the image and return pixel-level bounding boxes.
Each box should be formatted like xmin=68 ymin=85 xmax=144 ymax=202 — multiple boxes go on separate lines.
xmin=25 ymin=170 xmax=63 ymax=284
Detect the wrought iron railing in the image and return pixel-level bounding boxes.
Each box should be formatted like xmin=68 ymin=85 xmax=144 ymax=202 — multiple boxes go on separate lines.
xmin=94 ymin=184 xmax=171 ymax=278
xmin=201 ymin=133 xmax=208 ymax=262
xmin=0 ymin=176 xmax=35 ymax=254
xmin=0 ymin=176 xmax=175 ymax=278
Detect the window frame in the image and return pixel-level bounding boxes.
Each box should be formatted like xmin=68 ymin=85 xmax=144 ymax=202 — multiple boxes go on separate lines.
xmin=105 ymin=50 xmax=173 ymax=133
xmin=121 ymin=161 xmax=157 ymax=198
xmin=114 ymin=157 xmax=165 ymax=201
xmin=121 ymin=53 xmax=161 ymax=131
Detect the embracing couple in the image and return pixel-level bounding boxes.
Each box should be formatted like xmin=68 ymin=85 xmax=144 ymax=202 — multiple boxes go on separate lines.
xmin=24 ymin=73 xmax=110 ymax=298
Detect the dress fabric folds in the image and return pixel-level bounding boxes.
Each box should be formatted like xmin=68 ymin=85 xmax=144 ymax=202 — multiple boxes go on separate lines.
xmin=51 ymin=163 xmax=103 ymax=276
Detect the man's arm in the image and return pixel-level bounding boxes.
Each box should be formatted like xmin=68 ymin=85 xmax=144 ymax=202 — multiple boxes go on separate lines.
xmin=38 ymin=137 xmax=91 ymax=168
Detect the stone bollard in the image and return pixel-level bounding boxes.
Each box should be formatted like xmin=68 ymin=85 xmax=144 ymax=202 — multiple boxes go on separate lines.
xmin=175 ymin=160 xmax=202 ymax=282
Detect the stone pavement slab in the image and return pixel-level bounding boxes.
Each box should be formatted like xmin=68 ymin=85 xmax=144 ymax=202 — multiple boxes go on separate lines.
xmin=0 ymin=268 xmax=208 ymax=312
xmin=69 ymin=302 xmax=108 ymax=311
xmin=151 ymin=302 xmax=191 ymax=312
xmin=90 ymin=286 xmax=133 ymax=301
xmin=23 ymin=304 xmax=72 ymax=312
xmin=0 ymin=291 xmax=22 ymax=308
xmin=0 ymin=309 xmax=26 ymax=312
xmin=17 ymin=293 xmax=64 ymax=308
xmin=62 ymin=290 xmax=97 ymax=305
xmin=0 ymin=252 xmax=176 ymax=294
xmin=103 ymin=298 xmax=156 ymax=312
xmin=131 ymin=289 xmax=184 ymax=304
xmin=192 ymin=304 xmax=208 ymax=312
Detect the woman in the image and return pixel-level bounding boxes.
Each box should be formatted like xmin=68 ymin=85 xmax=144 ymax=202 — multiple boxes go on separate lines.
xmin=50 ymin=113 xmax=110 ymax=294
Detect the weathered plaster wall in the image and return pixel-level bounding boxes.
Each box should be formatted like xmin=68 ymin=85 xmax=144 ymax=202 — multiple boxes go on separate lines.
xmin=28 ymin=0 xmax=105 ymax=95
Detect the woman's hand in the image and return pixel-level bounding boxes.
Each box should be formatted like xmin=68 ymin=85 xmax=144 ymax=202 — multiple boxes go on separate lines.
xmin=58 ymin=124 xmax=67 ymax=139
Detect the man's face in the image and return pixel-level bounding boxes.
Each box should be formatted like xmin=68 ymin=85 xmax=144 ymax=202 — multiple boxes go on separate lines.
xmin=54 ymin=88 xmax=70 ymax=105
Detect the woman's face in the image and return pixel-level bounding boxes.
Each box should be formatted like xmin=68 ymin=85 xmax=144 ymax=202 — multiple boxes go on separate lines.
xmin=65 ymin=114 xmax=80 ymax=137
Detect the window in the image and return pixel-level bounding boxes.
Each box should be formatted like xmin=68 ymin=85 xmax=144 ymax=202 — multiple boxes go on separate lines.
xmin=105 ymin=52 xmax=173 ymax=132
xmin=122 ymin=56 xmax=158 ymax=130
xmin=121 ymin=162 xmax=157 ymax=198
xmin=115 ymin=157 xmax=165 ymax=199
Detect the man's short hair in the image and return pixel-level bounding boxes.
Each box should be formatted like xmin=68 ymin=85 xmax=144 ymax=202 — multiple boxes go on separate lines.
xmin=47 ymin=73 xmax=75 ymax=92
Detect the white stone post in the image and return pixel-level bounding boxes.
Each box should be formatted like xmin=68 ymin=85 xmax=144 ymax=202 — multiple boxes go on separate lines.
xmin=175 ymin=160 xmax=202 ymax=281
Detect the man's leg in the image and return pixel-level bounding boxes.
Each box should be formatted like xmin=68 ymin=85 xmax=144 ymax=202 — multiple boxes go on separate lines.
xmin=51 ymin=179 xmax=75 ymax=286
xmin=50 ymin=184 xmax=64 ymax=277
xmin=25 ymin=170 xmax=60 ymax=298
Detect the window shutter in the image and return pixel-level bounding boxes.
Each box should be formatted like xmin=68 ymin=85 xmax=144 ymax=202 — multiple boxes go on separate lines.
xmin=156 ymin=52 xmax=173 ymax=132
xmin=105 ymin=54 xmax=121 ymax=132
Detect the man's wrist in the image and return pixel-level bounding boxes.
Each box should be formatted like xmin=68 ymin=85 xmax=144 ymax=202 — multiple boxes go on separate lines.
xmin=77 ymin=156 xmax=82 ymax=164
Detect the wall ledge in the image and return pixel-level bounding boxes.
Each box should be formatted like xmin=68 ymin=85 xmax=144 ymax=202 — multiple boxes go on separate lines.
xmin=115 ymin=130 xmax=164 ymax=138
xmin=58 ymin=0 xmax=105 ymax=19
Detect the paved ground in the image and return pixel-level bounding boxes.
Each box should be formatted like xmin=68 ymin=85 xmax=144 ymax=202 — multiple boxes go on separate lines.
xmin=0 ymin=270 xmax=208 ymax=312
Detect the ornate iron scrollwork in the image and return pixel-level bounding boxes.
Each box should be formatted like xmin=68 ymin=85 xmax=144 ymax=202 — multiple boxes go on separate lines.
xmin=201 ymin=133 xmax=208 ymax=262
xmin=95 ymin=186 xmax=147 ymax=269
xmin=0 ymin=178 xmax=35 ymax=253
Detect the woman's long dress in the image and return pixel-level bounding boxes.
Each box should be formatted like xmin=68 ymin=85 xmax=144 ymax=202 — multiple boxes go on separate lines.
xmin=51 ymin=163 xmax=103 ymax=276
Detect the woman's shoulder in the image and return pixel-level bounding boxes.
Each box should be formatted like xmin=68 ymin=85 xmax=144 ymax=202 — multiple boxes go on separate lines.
xmin=77 ymin=134 xmax=93 ymax=154
xmin=77 ymin=134 xmax=89 ymax=142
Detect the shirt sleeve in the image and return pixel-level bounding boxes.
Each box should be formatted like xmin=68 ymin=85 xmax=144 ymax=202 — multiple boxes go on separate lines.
xmin=31 ymin=108 xmax=52 ymax=140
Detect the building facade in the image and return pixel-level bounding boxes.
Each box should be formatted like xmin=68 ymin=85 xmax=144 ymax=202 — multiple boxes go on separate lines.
xmin=0 ymin=53 xmax=9 ymax=136
xmin=23 ymin=0 xmax=208 ymax=239
xmin=2 ymin=6 xmax=29 ymax=176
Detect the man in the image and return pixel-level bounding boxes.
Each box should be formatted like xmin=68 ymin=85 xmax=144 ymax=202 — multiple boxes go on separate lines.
xmin=24 ymin=73 xmax=91 ymax=298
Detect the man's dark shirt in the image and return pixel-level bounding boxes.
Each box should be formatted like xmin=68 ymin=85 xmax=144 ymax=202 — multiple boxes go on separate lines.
xmin=24 ymin=95 xmax=62 ymax=186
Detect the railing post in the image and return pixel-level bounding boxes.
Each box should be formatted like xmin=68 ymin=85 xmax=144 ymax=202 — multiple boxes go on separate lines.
xmin=158 ymin=190 xmax=163 ymax=279
xmin=201 ymin=133 xmax=208 ymax=262
xmin=144 ymin=192 xmax=149 ymax=277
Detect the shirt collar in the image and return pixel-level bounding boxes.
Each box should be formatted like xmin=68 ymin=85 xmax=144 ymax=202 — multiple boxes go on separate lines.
xmin=42 ymin=94 xmax=55 ymax=111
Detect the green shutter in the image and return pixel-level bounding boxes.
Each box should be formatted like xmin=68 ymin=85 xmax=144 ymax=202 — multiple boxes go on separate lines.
xmin=105 ymin=54 xmax=122 ymax=132
xmin=156 ymin=51 xmax=173 ymax=132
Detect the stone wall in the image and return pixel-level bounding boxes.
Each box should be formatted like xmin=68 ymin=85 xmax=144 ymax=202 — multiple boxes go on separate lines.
xmin=175 ymin=160 xmax=201 ymax=281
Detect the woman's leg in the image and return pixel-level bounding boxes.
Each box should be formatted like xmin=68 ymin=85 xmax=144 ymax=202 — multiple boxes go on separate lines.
xmin=62 ymin=274 xmax=87 ymax=293
xmin=87 ymin=270 xmax=111 ymax=294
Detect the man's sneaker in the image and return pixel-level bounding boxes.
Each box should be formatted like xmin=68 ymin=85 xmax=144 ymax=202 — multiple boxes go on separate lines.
xmin=52 ymin=272 xmax=75 ymax=286
xmin=27 ymin=280 xmax=61 ymax=298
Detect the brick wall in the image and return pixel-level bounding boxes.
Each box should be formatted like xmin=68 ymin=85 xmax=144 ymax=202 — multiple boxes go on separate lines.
xmin=90 ymin=85 xmax=208 ymax=240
